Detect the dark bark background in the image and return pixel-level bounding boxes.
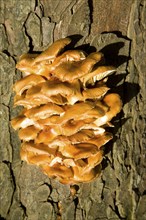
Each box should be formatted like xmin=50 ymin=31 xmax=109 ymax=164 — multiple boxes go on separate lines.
xmin=0 ymin=0 xmax=146 ymax=219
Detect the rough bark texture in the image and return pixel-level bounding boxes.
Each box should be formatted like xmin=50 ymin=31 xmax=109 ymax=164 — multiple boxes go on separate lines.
xmin=0 ymin=0 xmax=145 ymax=219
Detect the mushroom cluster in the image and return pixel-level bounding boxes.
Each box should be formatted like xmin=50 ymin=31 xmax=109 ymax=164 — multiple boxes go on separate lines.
xmin=11 ymin=38 xmax=122 ymax=184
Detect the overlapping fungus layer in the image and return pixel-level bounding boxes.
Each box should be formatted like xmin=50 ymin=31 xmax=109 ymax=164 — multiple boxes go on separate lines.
xmin=11 ymin=38 xmax=122 ymax=184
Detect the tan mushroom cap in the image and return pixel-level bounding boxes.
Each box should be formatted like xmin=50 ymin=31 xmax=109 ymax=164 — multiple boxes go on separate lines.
xmin=23 ymin=141 xmax=57 ymax=154
xmin=71 ymin=164 xmax=101 ymax=184
xmin=81 ymin=66 xmax=116 ymax=86
xmin=40 ymin=50 xmax=86 ymax=78
xmin=87 ymin=150 xmax=104 ymax=167
xmin=85 ymin=132 xmax=113 ymax=149
xmin=56 ymin=101 xmax=104 ymax=124
xmin=35 ymin=117 xmax=105 ymax=137
xmin=13 ymin=74 xmax=46 ymax=96
xmin=47 ymin=136 xmax=71 ymax=148
xmin=61 ymin=120 xmax=93 ymax=136
xmin=41 ymin=81 xmax=74 ymax=97
xmin=45 ymin=128 xmax=104 ymax=148
xmin=94 ymin=93 xmax=122 ymax=126
xmin=24 ymin=81 xmax=80 ymax=105
xmin=16 ymin=53 xmax=39 ymax=75
xmin=51 ymin=49 xmax=86 ymax=64
xmin=35 ymin=126 xmax=59 ymax=144
xmin=11 ymin=115 xmax=35 ymax=130
xmin=41 ymin=163 xmax=102 ymax=185
xmin=68 ymin=129 xmax=95 ymax=143
xmin=24 ymin=103 xmax=64 ymax=120
xmin=34 ymin=121 xmax=87 ymax=142
xmin=18 ymin=125 xmax=40 ymax=141
xmin=37 ymin=115 xmax=61 ymax=126
xmin=58 ymin=132 xmax=112 ymax=160
xmin=82 ymin=86 xmax=110 ymax=100
xmin=64 ymin=120 xmax=104 ymax=135
xmin=52 ymin=52 xmax=104 ymax=82
xmin=42 ymin=163 xmax=74 ymax=180
xmin=103 ymin=93 xmax=122 ymax=119
xmin=80 ymin=52 xmax=104 ymax=72
xmin=59 ymin=142 xmax=99 ymax=160
xmin=49 ymin=120 xmax=85 ymax=136
xmin=21 ymin=147 xmax=53 ymax=165
xmin=32 ymin=37 xmax=71 ymax=64
xmin=14 ymin=93 xmax=67 ymax=108
xmin=27 ymin=154 xmax=53 ymax=165
xmin=16 ymin=38 xmax=72 ymax=77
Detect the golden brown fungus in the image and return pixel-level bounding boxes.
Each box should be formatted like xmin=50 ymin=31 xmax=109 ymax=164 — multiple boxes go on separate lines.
xmin=11 ymin=37 xmax=122 ymax=184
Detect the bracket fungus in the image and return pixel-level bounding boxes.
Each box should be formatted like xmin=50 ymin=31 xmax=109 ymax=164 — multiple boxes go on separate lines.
xmin=11 ymin=37 xmax=122 ymax=185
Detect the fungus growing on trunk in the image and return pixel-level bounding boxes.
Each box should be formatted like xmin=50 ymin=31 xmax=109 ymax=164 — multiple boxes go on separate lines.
xmin=11 ymin=37 xmax=122 ymax=184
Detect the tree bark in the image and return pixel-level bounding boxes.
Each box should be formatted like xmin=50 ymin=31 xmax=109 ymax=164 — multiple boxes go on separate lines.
xmin=0 ymin=0 xmax=145 ymax=219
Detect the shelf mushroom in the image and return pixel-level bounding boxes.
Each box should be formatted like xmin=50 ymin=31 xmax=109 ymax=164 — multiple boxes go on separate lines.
xmin=11 ymin=37 xmax=122 ymax=184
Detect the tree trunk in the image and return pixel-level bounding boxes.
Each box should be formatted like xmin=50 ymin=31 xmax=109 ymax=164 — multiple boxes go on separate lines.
xmin=0 ymin=0 xmax=145 ymax=219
